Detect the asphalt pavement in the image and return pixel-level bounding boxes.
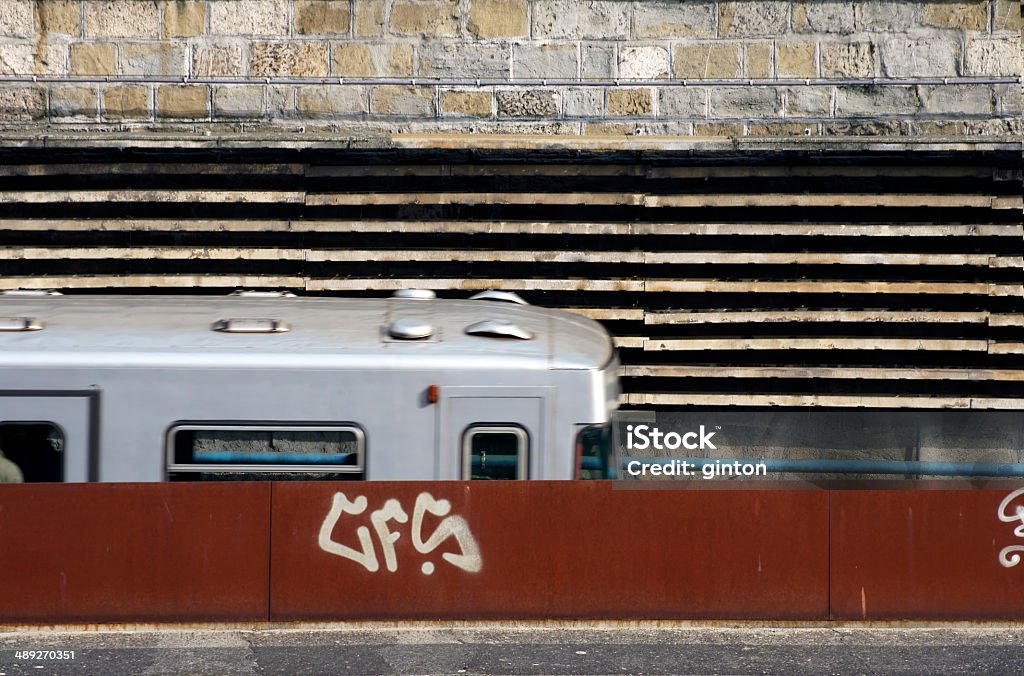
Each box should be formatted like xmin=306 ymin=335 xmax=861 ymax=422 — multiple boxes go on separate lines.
xmin=1 ymin=624 xmax=1022 ymax=675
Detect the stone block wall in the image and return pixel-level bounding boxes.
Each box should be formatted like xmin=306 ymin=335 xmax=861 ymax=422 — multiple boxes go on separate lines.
xmin=0 ymin=0 xmax=1020 ymax=136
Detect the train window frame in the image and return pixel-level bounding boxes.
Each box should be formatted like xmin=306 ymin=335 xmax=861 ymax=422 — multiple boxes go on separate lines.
xmin=165 ymin=423 xmax=366 ymax=477
xmin=0 ymin=420 xmax=66 ymax=483
xmin=461 ymin=425 xmax=529 ymax=480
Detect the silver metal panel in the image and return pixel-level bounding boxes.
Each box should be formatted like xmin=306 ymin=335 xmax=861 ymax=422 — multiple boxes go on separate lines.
xmin=0 ymin=296 xmax=612 ymax=371
xmin=441 ymin=387 xmax=548 ymax=480
xmin=0 ymin=395 xmax=91 ymax=482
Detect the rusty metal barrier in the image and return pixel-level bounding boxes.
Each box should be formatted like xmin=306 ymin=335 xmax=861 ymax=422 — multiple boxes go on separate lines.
xmin=8 ymin=481 xmax=1024 ymax=622
xmin=270 ymin=482 xmax=829 ymax=620
xmin=831 ymin=484 xmax=1024 ymax=620
xmin=0 ymin=483 xmax=271 ymax=623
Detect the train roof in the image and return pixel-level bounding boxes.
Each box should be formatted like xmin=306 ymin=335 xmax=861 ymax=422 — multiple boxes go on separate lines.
xmin=0 ymin=293 xmax=615 ymax=371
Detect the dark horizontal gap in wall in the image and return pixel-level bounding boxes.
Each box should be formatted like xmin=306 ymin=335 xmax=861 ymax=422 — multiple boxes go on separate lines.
xmin=0 ymin=203 xmax=1016 ymax=225
xmin=302 ymin=205 xmax=1018 ymax=225
xmin=1 ymin=259 xmax=1017 ymax=285
xmin=51 ymin=288 xmax=1016 ymax=314
xmin=621 ymin=377 xmax=1024 ymax=398
xmin=640 ymin=322 xmax=997 ymax=340
xmin=0 ymin=203 xmax=306 ymax=220
xmin=3 ymin=147 xmax=1019 ymax=169
xmin=615 ymin=348 xmax=1024 ymax=370
xmin=533 ymin=291 xmax=1021 ymax=313
xmin=1 ymin=231 xmax=1019 ymax=256
xmin=295 ymin=175 xmax=1015 ymax=196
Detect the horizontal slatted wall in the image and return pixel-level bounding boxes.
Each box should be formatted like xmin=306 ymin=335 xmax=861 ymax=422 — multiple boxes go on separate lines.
xmin=0 ymin=148 xmax=1021 ymax=410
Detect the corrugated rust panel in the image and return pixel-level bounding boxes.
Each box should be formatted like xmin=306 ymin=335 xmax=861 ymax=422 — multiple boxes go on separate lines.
xmin=270 ymin=482 xmax=828 ymax=620
xmin=0 ymin=483 xmax=270 ymax=623
xmin=831 ymin=486 xmax=1024 ymax=619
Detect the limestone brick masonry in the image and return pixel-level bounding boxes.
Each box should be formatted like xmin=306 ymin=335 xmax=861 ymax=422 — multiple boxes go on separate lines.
xmin=0 ymin=0 xmax=1020 ymax=136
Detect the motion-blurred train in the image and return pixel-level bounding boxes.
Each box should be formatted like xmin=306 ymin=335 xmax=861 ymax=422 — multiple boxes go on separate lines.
xmin=0 ymin=290 xmax=618 ymax=483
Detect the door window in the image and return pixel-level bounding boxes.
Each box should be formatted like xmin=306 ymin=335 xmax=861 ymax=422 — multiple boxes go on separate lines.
xmin=462 ymin=426 xmax=528 ymax=480
xmin=0 ymin=422 xmax=64 ymax=483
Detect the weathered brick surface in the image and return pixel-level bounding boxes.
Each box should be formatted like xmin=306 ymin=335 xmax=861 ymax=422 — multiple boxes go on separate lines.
xmin=922 ymin=2 xmax=987 ymax=31
xmin=918 ymin=84 xmax=994 ymax=116
xmin=295 ymin=1 xmax=351 ymax=34
xmin=834 ymin=85 xmax=921 ymax=116
xmin=857 ymin=2 xmax=920 ymax=32
xmin=675 ymin=44 xmax=740 ymax=79
xmin=793 ymin=1 xmax=855 ymax=34
xmin=0 ymin=0 xmax=34 ymax=38
xmin=295 ymin=85 xmax=365 ymax=115
xmin=581 ymin=44 xmax=614 ymax=79
xmin=748 ymin=122 xmax=815 ymax=136
xmin=440 ymin=90 xmax=493 ymax=117
xmin=469 ymin=0 xmax=529 ymax=38
xmin=821 ymin=42 xmax=874 ymax=78
xmin=419 ymin=43 xmax=509 ymax=79
xmin=164 ymin=1 xmax=205 ymax=38
xmin=658 ymin=88 xmax=707 ymax=117
xmin=745 ymin=42 xmax=773 ymax=79
xmin=192 ymin=44 xmax=244 ymax=77
xmin=250 ymin=43 xmax=329 ymax=77
xmin=607 ymin=88 xmax=652 ymax=116
xmin=496 ymin=90 xmax=560 ymax=117
xmin=390 ymin=0 xmax=459 ymax=37
xmin=333 ymin=44 xmax=413 ymax=77
xmin=0 ymin=0 xmax=1018 ymax=136
xmin=49 ymin=86 xmax=98 ymax=117
xmin=694 ymin=122 xmax=743 ymax=136
xmin=85 ymin=1 xmax=161 ymax=39
xmin=881 ymin=38 xmax=960 ymax=78
xmin=121 ymin=43 xmax=187 ymax=77
xmin=70 ymin=43 xmax=116 ymax=75
xmin=0 ymin=43 xmax=35 ymax=76
xmin=785 ymin=87 xmax=831 ymax=117
xmin=38 ymin=1 xmax=82 ymax=36
xmin=710 ymin=87 xmax=784 ymax=118
xmin=563 ymin=88 xmax=603 ymax=117
xmin=514 ymin=44 xmax=578 ymax=79
xmin=214 ymin=85 xmax=265 ymax=117
xmin=965 ymin=38 xmax=1022 ymax=76
xmin=156 ymin=84 xmax=210 ymax=118
xmin=619 ymin=46 xmax=669 ymax=79
xmin=533 ymin=1 xmax=630 ymax=39
xmin=103 ymin=85 xmax=149 ymax=119
xmin=371 ymin=85 xmax=435 ymax=116
xmin=210 ymin=0 xmax=289 ymax=36
xmin=720 ymin=1 xmax=789 ymax=37
xmin=0 ymin=87 xmax=46 ymax=119
xmin=633 ymin=1 xmax=716 ymax=38
xmin=777 ymin=42 xmax=817 ymax=78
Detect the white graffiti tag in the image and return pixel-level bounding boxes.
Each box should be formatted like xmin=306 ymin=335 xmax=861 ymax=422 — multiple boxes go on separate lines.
xmin=997 ymin=488 xmax=1024 ymax=568
xmin=317 ymin=492 xmax=483 ymax=575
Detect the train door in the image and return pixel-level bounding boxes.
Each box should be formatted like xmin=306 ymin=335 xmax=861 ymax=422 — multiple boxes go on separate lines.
xmin=0 ymin=394 xmax=95 ymax=482
xmin=440 ymin=386 xmax=548 ymax=480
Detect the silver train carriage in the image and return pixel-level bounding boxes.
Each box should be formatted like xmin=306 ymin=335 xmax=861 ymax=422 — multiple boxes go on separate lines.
xmin=0 ymin=291 xmax=619 ymax=483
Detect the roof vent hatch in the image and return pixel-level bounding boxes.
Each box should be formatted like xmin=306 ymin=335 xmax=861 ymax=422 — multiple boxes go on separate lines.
xmin=0 ymin=317 xmax=44 ymax=332
xmin=392 ymin=289 xmax=437 ymax=300
xmin=212 ymin=318 xmax=290 ymax=333
xmin=388 ymin=318 xmax=434 ymax=340
xmin=465 ymin=320 xmax=534 ymax=340
xmin=469 ymin=290 xmax=528 ymax=305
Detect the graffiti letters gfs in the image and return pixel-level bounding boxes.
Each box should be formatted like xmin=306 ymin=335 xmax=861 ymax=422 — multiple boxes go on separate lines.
xmin=318 ymin=492 xmax=482 ymax=575
xmin=998 ymin=488 xmax=1024 ymax=568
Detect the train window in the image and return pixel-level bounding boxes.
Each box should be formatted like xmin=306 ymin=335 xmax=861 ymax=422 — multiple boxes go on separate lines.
xmin=462 ymin=426 xmax=528 ymax=480
xmin=0 ymin=422 xmax=64 ymax=483
xmin=576 ymin=424 xmax=611 ymax=480
xmin=166 ymin=424 xmax=365 ymax=481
